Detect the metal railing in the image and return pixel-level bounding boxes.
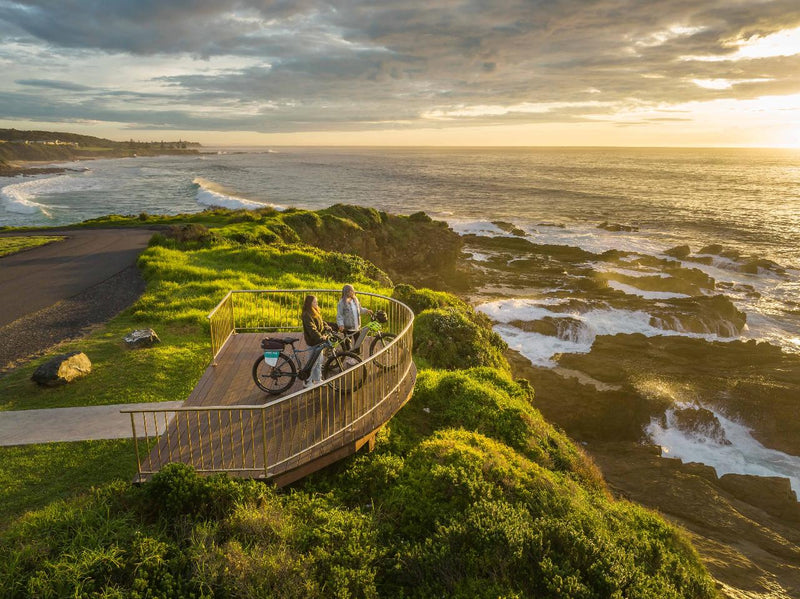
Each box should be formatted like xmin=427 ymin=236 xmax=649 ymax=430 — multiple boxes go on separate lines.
xmin=123 ymin=290 xmax=414 ymax=481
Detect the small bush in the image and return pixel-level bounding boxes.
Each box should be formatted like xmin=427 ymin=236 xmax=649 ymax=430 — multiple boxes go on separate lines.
xmin=392 ymin=283 xmax=468 ymax=315
xmin=387 ymin=368 xmax=605 ymax=491
xmin=142 ymin=463 xmax=263 ymax=522
xmin=414 ymin=307 xmax=509 ymax=371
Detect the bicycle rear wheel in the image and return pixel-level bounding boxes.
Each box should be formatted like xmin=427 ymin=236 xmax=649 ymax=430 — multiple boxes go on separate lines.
xmin=322 ymin=351 xmax=365 ymax=392
xmin=253 ymin=352 xmax=297 ymax=395
xmin=369 ymin=333 xmax=398 ymax=370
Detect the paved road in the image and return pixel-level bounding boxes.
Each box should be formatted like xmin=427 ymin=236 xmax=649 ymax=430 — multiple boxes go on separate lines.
xmin=0 ymin=229 xmax=154 ymax=327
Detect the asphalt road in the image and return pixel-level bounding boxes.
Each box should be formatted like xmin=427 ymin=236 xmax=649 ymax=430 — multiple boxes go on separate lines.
xmin=0 ymin=229 xmax=154 ymax=327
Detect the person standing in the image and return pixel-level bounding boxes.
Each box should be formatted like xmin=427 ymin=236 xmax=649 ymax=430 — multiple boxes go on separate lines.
xmin=336 ymin=284 xmax=372 ymax=335
xmin=301 ymin=294 xmax=329 ymax=387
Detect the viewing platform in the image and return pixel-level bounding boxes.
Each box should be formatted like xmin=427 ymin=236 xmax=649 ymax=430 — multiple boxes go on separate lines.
xmin=123 ymin=289 xmax=415 ymax=486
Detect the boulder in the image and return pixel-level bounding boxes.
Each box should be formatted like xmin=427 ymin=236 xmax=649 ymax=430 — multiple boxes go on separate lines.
xmin=31 ymin=351 xmax=92 ymax=386
xmin=124 ymin=328 xmax=161 ymax=349
xmin=598 ymin=221 xmax=638 ymax=232
xmin=509 ymin=316 xmax=593 ymax=344
xmin=739 ymin=258 xmax=785 ymax=276
xmin=492 ymin=220 xmax=527 ymax=236
xmin=670 ymin=406 xmax=731 ymax=445
xmin=698 ymin=243 xmax=724 ymax=255
xmin=664 ymin=245 xmax=691 ymax=259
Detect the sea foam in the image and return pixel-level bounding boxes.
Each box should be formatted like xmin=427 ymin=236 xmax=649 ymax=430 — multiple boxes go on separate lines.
xmin=606 ymin=280 xmax=691 ymax=299
xmin=193 ymin=177 xmax=282 ymax=211
xmin=0 ymin=175 xmax=102 ymax=216
xmin=477 ymin=298 xmax=725 ymax=366
xmin=647 ymin=404 xmax=800 ymax=494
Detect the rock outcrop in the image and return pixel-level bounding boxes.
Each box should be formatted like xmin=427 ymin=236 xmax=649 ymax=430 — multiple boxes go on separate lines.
xmin=669 ymin=406 xmax=731 ymax=445
xmin=718 ymin=473 xmax=800 ymax=522
xmin=123 ymin=328 xmax=161 ymax=349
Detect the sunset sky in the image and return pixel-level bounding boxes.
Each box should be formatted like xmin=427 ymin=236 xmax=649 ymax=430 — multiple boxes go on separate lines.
xmin=1 ymin=0 xmax=799 ymax=147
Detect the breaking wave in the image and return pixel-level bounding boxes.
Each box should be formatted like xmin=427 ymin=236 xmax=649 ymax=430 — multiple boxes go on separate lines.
xmin=193 ymin=177 xmax=283 ymax=211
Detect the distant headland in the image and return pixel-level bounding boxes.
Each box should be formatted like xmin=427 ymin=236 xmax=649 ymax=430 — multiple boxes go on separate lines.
xmin=0 ymin=128 xmax=201 ymax=176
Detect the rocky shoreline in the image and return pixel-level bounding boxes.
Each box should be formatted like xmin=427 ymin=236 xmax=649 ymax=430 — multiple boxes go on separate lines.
xmin=459 ymin=229 xmax=800 ymax=598
xmin=0 ymin=164 xmax=69 ymax=177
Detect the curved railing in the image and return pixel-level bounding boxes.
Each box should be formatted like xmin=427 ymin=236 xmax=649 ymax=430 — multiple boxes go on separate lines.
xmin=123 ymin=290 xmax=415 ymax=482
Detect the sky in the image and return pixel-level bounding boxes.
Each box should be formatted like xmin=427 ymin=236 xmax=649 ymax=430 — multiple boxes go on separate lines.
xmin=1 ymin=1 xmax=800 ymax=147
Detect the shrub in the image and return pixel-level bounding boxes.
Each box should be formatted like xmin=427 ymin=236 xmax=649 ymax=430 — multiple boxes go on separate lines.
xmin=142 ymin=462 xmax=263 ymax=522
xmin=392 ymin=284 xmax=468 ymax=315
xmin=414 ymin=307 xmax=509 ymax=371
xmin=376 ymin=430 xmax=716 ymax=599
xmin=387 ymin=368 xmax=605 ymax=491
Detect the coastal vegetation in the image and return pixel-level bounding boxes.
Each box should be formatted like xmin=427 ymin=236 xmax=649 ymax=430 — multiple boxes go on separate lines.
xmin=0 ymin=207 xmax=718 ymax=597
xmin=0 ymin=235 xmax=64 ymax=256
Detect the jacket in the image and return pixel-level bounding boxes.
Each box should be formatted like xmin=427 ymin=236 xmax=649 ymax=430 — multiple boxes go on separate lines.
xmin=337 ymin=297 xmax=368 ymax=331
xmin=302 ymin=311 xmax=328 ymax=346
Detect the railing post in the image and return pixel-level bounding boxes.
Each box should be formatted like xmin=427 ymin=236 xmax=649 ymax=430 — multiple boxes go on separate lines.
xmin=230 ymin=292 xmax=236 ymax=333
xmin=130 ymin=412 xmax=142 ymax=483
xmin=262 ymin=406 xmax=269 ymax=478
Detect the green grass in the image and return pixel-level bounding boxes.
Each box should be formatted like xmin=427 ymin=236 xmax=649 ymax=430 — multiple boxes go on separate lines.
xmin=0 ymin=235 xmax=64 ymax=257
xmin=0 ymin=439 xmax=140 ymax=528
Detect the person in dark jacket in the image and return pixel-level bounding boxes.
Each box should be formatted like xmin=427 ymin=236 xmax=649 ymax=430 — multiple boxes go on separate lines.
xmin=301 ymin=294 xmax=329 ymax=386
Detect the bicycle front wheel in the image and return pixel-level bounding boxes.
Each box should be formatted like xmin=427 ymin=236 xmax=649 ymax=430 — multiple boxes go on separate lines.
xmin=322 ymin=351 xmax=365 ymax=392
xmin=369 ymin=333 xmax=398 ymax=370
xmin=253 ymin=352 xmax=297 ymax=395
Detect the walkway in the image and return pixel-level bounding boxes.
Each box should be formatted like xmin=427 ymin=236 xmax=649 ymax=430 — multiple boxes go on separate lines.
xmin=0 ymin=401 xmax=183 ymax=446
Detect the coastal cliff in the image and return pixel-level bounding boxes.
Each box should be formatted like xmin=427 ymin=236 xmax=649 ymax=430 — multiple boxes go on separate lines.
xmin=0 ymin=206 xmax=719 ymax=598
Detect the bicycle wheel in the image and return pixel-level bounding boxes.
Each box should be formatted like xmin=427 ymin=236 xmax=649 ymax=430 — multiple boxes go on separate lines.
xmin=369 ymin=333 xmax=398 ymax=370
xmin=253 ymin=352 xmax=297 ymax=395
xmin=322 ymin=351 xmax=365 ymax=392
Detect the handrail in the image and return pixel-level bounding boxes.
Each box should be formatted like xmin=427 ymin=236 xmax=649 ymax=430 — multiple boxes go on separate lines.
xmin=125 ymin=289 xmax=415 ymax=481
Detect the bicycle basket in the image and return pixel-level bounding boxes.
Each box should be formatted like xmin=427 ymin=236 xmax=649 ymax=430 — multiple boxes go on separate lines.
xmin=261 ymin=337 xmax=284 ymax=350
xmin=374 ymin=309 xmax=388 ymax=323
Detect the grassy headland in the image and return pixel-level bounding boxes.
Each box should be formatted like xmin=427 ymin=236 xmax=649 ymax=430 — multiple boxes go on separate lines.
xmin=0 ymin=206 xmax=717 ymax=597
xmin=0 ymin=128 xmax=200 ymax=176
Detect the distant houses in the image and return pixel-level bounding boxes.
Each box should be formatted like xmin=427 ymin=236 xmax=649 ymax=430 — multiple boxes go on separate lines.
xmin=14 ymin=139 xmax=79 ymax=147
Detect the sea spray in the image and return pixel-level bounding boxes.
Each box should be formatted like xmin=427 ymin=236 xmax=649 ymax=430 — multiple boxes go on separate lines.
xmin=647 ymin=403 xmax=800 ymax=494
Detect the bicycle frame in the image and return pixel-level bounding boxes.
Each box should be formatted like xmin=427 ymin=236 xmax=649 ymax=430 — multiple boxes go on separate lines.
xmin=342 ymin=320 xmax=383 ymax=353
xmin=274 ymin=333 xmax=345 ymax=379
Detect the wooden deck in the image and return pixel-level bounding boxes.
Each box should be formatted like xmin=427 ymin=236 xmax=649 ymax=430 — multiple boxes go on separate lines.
xmin=133 ymin=332 xmax=415 ymax=484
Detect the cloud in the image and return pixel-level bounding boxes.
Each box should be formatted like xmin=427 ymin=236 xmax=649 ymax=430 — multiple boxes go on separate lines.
xmin=16 ymin=79 xmax=92 ymax=91
xmin=1 ymin=0 xmax=799 ymax=134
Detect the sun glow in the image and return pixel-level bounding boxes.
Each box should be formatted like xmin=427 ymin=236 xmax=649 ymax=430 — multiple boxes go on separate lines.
xmin=734 ymin=26 xmax=800 ymax=59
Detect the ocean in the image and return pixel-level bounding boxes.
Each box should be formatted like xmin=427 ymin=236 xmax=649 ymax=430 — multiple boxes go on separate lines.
xmin=2 ymin=146 xmax=799 ymax=490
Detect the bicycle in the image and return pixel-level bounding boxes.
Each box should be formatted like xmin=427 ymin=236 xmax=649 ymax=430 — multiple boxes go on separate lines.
xmin=252 ymin=331 xmax=365 ymax=395
xmin=339 ymin=310 xmax=398 ymax=370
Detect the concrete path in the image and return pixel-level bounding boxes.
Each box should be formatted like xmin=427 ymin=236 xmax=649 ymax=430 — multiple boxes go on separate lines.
xmin=0 ymin=401 xmax=184 ymax=446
